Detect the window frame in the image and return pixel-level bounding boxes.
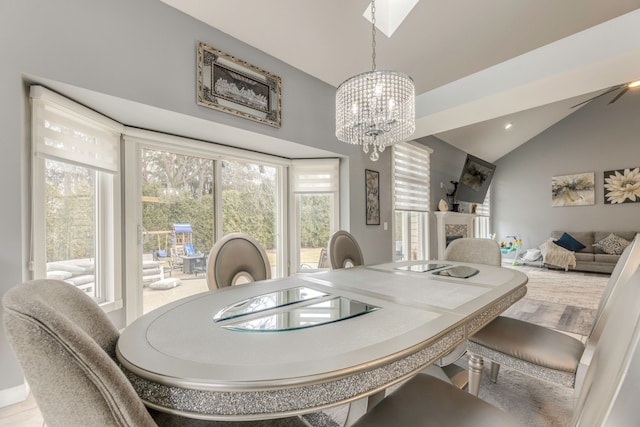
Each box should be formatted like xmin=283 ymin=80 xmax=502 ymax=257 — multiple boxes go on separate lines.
xmin=288 ymin=159 xmax=340 ymax=275
xmin=392 ymin=141 xmax=432 ymax=261
xmin=123 ymin=129 xmax=291 ymax=323
xmin=30 ymin=86 xmax=123 ymax=312
xmin=28 ymin=87 xmax=341 ymax=325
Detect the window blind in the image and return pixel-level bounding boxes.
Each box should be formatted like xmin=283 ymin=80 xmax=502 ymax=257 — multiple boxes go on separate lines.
xmin=291 ymin=159 xmax=339 ymax=193
xmin=31 ymin=86 xmax=123 ymax=173
xmin=475 ymin=186 xmax=491 ymax=216
xmin=474 ymin=186 xmax=491 ymax=238
xmin=393 ymin=141 xmax=431 ymax=211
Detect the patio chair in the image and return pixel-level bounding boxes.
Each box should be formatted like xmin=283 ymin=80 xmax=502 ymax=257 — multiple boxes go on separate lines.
xmin=168 ymin=246 xmax=184 ymax=273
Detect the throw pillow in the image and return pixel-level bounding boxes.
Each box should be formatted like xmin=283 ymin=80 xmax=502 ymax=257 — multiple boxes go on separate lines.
xmin=593 ymin=233 xmax=631 ymax=255
xmin=553 ymin=232 xmax=586 ymax=252
xmin=522 ymin=248 xmax=542 ymax=262
xmin=149 ymin=278 xmax=182 ymax=290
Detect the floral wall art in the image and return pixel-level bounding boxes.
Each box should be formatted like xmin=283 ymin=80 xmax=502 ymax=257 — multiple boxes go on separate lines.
xmin=551 ymin=172 xmax=595 ymax=207
xmin=604 ymin=167 xmax=640 ymax=204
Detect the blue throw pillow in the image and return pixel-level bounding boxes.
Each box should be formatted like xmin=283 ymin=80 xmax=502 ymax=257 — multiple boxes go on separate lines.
xmin=553 ymin=232 xmax=586 ymax=252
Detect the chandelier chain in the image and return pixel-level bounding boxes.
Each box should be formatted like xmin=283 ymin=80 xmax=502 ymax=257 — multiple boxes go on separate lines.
xmin=371 ymin=0 xmax=376 ymax=71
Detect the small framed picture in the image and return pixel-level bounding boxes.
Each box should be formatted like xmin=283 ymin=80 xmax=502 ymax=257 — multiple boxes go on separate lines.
xmin=365 ymin=169 xmax=380 ymax=225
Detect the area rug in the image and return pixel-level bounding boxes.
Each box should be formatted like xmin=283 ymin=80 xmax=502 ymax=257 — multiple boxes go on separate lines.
xmin=302 ymin=267 xmax=609 ymax=427
xmin=502 ymin=267 xmax=608 ymax=336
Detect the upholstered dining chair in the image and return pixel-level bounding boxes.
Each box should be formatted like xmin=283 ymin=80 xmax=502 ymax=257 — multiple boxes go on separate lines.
xmin=328 ymin=230 xmax=364 ymax=269
xmin=206 ymin=232 xmax=271 ymax=290
xmin=351 ymin=264 xmax=640 ymax=427
xmin=439 ymin=237 xmax=502 ymax=385
xmin=467 ymin=233 xmax=640 ymax=396
xmin=2 ymin=279 xmax=308 ymax=427
xmin=443 ymin=237 xmax=502 ymax=266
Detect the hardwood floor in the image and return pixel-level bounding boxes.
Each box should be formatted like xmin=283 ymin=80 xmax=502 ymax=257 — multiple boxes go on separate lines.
xmin=0 ymin=393 xmax=43 ymax=427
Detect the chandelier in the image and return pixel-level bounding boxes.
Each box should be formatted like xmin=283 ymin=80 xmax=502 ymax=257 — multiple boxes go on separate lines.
xmin=335 ymin=0 xmax=415 ymax=161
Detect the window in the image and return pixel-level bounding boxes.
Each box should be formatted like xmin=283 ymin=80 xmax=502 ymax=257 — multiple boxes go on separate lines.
xmin=473 ymin=186 xmax=491 ymax=238
xmin=221 ymin=159 xmax=281 ymax=277
xmin=30 ymin=86 xmax=123 ymax=310
xmin=30 ymin=87 xmax=340 ymax=322
xmin=290 ymin=159 xmax=340 ymax=273
xmin=123 ymin=130 xmax=290 ymax=318
xmin=393 ymin=141 xmax=432 ymax=261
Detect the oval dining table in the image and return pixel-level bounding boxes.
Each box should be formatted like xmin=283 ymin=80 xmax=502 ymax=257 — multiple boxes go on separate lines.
xmin=116 ymin=260 xmax=527 ymax=423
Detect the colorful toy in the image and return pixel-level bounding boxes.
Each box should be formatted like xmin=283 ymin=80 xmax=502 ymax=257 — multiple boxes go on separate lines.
xmin=500 ymin=235 xmax=523 ymax=265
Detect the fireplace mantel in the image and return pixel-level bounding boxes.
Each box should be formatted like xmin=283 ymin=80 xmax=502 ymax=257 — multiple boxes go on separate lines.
xmin=435 ymin=211 xmax=476 ymax=259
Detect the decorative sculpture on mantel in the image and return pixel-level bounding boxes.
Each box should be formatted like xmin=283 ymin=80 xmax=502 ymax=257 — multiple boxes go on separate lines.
xmin=446 ymin=181 xmax=459 ymax=212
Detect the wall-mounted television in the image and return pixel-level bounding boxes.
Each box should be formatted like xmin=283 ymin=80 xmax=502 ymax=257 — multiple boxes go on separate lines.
xmin=455 ymin=154 xmax=496 ymax=204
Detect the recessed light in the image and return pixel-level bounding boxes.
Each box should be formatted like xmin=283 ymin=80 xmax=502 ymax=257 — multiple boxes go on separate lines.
xmin=504 ymin=123 xmax=512 ymax=130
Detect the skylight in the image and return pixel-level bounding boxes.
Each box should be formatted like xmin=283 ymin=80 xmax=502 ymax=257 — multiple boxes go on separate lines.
xmin=363 ymin=0 xmax=420 ymax=38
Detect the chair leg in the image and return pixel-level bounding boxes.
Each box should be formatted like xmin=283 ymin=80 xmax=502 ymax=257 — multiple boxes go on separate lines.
xmin=344 ymin=391 xmax=386 ymax=426
xmin=468 ymin=353 xmax=484 ymax=396
xmin=490 ymin=361 xmax=501 ymax=383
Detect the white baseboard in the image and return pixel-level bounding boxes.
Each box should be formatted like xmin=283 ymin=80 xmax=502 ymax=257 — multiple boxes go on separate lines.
xmin=0 ymin=382 xmax=29 ymax=408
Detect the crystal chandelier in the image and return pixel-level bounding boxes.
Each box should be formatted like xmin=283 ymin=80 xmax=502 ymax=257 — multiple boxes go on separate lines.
xmin=335 ymin=0 xmax=415 ymax=161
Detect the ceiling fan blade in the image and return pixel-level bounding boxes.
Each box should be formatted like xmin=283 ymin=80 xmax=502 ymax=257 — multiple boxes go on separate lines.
xmin=570 ymin=85 xmax=624 ymax=108
xmin=608 ymin=87 xmax=629 ymax=105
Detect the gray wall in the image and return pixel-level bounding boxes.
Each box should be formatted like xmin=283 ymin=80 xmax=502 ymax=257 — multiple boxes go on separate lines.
xmin=493 ymin=89 xmax=640 ymax=249
xmin=0 ymin=0 xmax=394 ymax=397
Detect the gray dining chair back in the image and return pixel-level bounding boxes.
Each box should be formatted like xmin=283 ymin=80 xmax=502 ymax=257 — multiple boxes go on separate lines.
xmin=206 ymin=232 xmax=271 ymax=290
xmin=328 ymin=230 xmax=364 ymax=269
xmin=467 ymin=233 xmax=640 ymax=396
xmin=440 ymin=237 xmax=502 ymax=381
xmin=443 ymin=237 xmax=502 ymax=266
xmin=571 ymin=264 xmax=640 ymax=426
xmin=574 ymin=232 xmax=640 ymax=391
xmin=2 ymin=279 xmax=157 ymax=427
xmin=3 ymin=279 xmax=310 ymax=427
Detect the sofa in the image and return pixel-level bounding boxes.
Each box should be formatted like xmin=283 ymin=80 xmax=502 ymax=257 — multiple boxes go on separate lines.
xmin=545 ymin=231 xmax=639 ymax=274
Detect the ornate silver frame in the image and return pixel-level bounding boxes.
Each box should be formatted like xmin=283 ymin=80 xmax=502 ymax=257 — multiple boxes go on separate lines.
xmin=197 ymin=41 xmax=282 ymax=128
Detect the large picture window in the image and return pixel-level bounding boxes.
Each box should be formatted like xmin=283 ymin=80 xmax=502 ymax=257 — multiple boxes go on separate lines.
xmin=30 ymin=87 xmax=340 ymax=322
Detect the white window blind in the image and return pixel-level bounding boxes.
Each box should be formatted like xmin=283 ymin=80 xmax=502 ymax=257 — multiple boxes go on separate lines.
xmin=474 ymin=185 xmax=491 ymax=238
xmin=31 ymin=86 xmax=122 ymax=173
xmin=291 ymin=159 xmax=339 ymax=193
xmin=393 ymin=141 xmax=431 ymax=211
xmin=475 ymin=186 xmax=491 ymax=217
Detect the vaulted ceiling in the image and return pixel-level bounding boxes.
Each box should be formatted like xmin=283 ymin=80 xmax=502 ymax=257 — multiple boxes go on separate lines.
xmin=160 ymin=0 xmax=640 ymax=161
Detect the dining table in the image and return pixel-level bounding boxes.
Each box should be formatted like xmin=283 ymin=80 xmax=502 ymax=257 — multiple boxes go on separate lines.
xmin=116 ymin=260 xmax=527 ymax=423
